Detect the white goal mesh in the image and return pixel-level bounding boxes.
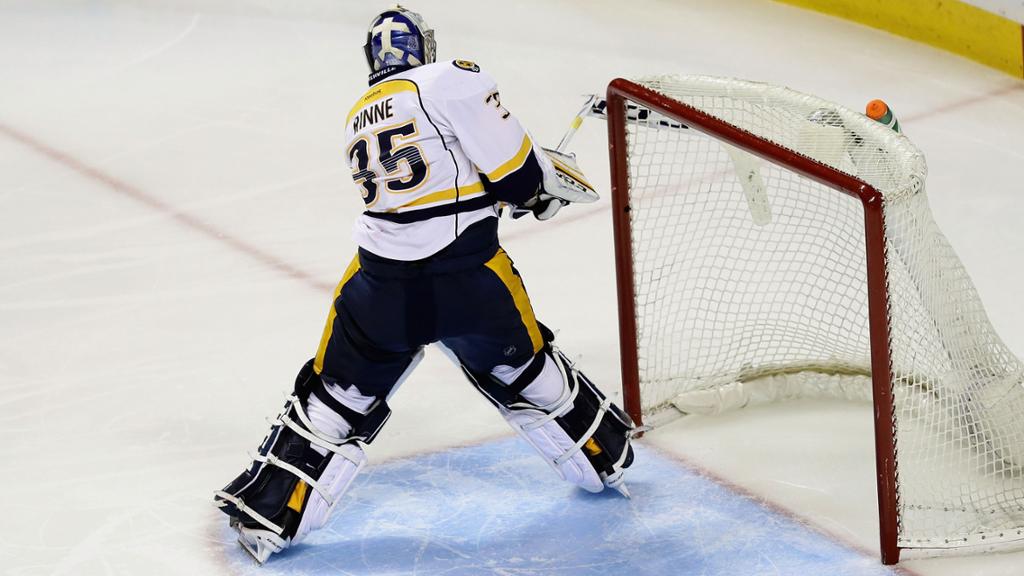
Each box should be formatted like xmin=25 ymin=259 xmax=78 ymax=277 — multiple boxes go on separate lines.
xmin=620 ymin=75 xmax=1024 ymax=549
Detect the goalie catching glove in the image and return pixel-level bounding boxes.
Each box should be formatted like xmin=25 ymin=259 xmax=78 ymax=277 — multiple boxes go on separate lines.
xmin=512 ymin=147 xmax=599 ymax=220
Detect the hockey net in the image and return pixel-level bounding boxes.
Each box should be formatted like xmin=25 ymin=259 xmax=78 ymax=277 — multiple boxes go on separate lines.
xmin=606 ymin=76 xmax=1024 ymax=562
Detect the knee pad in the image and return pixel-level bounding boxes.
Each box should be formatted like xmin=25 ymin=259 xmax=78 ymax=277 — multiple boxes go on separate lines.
xmin=457 ymin=343 xmax=636 ymax=495
xmin=213 ymin=359 xmax=391 ymax=563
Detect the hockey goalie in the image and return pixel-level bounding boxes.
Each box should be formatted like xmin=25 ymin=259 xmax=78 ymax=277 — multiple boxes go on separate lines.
xmin=213 ymin=4 xmax=636 ymax=564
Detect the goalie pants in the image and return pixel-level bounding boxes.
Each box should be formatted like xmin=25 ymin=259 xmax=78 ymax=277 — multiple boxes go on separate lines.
xmin=313 ymin=217 xmax=543 ymax=396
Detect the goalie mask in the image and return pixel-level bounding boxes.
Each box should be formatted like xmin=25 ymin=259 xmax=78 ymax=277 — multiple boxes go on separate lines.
xmin=364 ymin=5 xmax=436 ymax=72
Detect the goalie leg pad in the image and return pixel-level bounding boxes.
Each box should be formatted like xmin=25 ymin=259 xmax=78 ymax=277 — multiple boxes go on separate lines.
xmin=459 ymin=342 xmax=636 ymax=495
xmin=503 ymin=354 xmax=604 ymax=492
xmin=230 ymin=440 xmax=364 ymax=564
xmin=214 ymin=359 xmax=383 ymax=563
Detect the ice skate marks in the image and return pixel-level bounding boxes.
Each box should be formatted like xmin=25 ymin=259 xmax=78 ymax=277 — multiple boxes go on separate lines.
xmin=219 ymin=438 xmax=899 ymax=575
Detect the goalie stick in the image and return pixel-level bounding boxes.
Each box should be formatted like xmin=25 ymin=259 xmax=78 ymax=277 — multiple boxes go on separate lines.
xmin=555 ymin=94 xmax=775 ymax=226
xmin=555 ymin=94 xmax=689 ymax=152
xmin=517 ymin=93 xmax=693 ymax=222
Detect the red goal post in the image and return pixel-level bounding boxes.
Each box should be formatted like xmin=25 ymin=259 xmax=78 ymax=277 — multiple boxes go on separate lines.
xmin=598 ymin=75 xmax=1024 ymax=561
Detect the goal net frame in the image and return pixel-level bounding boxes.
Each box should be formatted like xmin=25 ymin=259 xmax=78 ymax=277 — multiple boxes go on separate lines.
xmin=606 ymin=77 xmax=903 ymax=564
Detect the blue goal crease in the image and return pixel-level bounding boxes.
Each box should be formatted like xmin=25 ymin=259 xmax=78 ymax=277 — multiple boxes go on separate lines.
xmin=220 ymin=437 xmax=898 ymax=576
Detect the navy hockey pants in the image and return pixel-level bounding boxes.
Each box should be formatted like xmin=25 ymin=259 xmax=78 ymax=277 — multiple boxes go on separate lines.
xmin=312 ymin=223 xmax=543 ymax=398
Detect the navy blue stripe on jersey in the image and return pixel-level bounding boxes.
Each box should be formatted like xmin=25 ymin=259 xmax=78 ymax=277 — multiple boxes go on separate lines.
xmin=368 ymin=65 xmax=413 ymax=86
xmin=364 ymin=194 xmax=496 ymax=224
xmin=479 ymin=149 xmax=543 ymax=206
xmin=359 ymin=218 xmax=498 ymax=277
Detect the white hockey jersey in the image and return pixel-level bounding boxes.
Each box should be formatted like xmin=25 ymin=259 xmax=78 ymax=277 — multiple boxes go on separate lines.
xmin=344 ymin=60 xmax=542 ymax=260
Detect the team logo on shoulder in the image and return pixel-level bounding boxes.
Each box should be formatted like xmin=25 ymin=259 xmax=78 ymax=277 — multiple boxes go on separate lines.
xmin=452 ymin=59 xmax=480 ymax=73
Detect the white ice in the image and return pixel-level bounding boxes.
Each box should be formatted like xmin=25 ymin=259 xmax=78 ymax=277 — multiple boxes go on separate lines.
xmin=1 ymin=1 xmax=1022 ymax=574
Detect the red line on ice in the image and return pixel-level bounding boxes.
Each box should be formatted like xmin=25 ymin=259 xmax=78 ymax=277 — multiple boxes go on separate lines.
xmin=645 ymin=443 xmax=927 ymax=575
xmin=903 ymin=83 xmax=1024 ymax=122
xmin=2 ymin=82 xmax=1019 ymax=288
xmin=0 ymin=121 xmax=334 ymax=294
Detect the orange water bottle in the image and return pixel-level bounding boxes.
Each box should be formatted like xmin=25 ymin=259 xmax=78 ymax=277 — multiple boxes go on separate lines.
xmin=866 ymin=99 xmax=901 ymax=133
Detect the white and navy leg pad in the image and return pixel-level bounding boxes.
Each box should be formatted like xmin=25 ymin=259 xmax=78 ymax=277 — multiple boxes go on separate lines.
xmin=461 ymin=343 xmax=636 ymax=495
xmin=501 ymin=353 xmax=605 ymax=492
xmin=214 ymin=359 xmax=383 ymax=563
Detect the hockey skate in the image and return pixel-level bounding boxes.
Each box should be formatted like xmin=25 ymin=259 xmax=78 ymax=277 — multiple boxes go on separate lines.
xmin=231 ymin=516 xmax=287 ymax=565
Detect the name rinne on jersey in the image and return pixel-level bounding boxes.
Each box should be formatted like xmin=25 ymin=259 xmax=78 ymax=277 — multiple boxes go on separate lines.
xmin=353 ymin=98 xmax=395 ymax=132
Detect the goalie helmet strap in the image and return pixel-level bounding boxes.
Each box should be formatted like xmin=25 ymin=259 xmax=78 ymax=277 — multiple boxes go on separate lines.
xmin=368 ymin=64 xmax=413 ymax=86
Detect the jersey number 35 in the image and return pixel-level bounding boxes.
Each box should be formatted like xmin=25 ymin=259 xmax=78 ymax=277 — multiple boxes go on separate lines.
xmin=347 ymin=120 xmax=428 ymax=208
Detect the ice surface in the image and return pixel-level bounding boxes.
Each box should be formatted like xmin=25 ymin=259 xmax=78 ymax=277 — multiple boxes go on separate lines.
xmin=219 ymin=439 xmax=901 ymax=575
xmin=1 ymin=1 xmax=1022 ymax=575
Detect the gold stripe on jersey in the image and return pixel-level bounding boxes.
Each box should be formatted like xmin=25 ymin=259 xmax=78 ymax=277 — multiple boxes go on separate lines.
xmin=314 ymin=253 xmax=362 ymax=375
xmin=484 ymin=249 xmax=544 ymax=354
xmin=485 ymin=135 xmax=533 ymax=182
xmin=389 ymin=182 xmax=487 ymax=212
xmin=346 ymin=80 xmax=418 ymax=126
